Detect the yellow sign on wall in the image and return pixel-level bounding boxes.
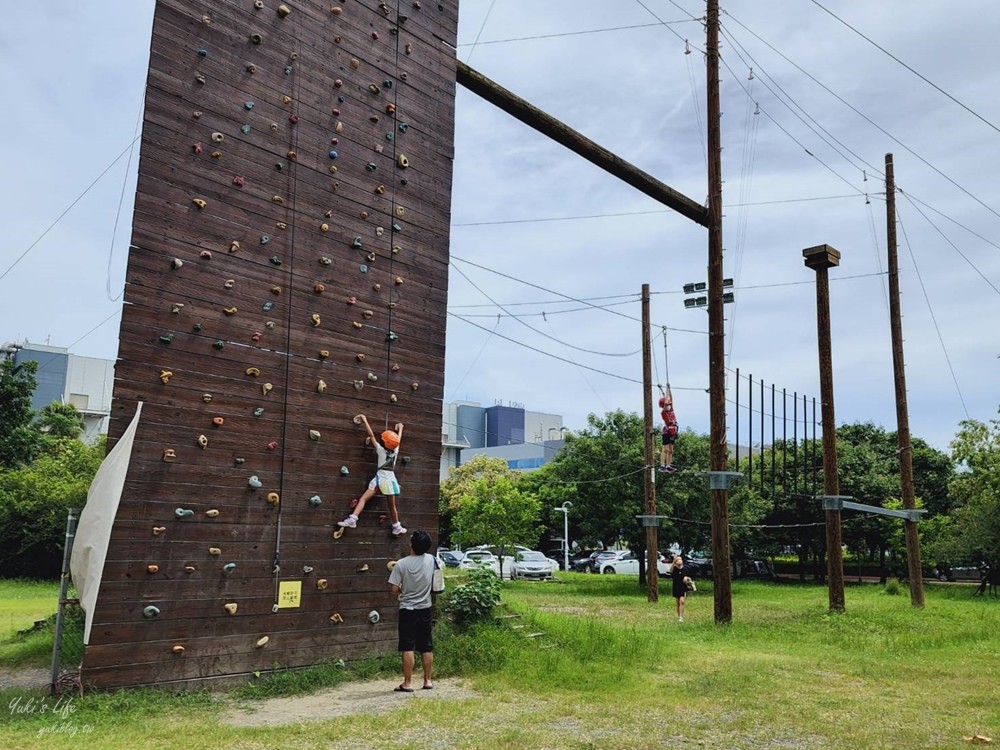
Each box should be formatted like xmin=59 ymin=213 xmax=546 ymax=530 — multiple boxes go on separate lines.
xmin=277 ymin=580 xmax=302 ymax=609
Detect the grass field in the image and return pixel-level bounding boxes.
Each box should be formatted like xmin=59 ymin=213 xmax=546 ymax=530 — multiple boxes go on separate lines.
xmin=0 ymin=575 xmax=996 ymax=749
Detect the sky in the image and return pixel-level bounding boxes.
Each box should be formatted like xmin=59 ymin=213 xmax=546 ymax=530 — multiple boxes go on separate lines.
xmin=2 ymin=1 xmax=999 ymax=453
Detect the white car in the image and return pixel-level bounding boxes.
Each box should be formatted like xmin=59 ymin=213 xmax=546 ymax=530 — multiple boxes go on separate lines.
xmin=510 ymin=550 xmax=556 ymax=580
xmin=599 ymin=550 xmax=670 ymax=576
xmin=458 ymin=549 xmax=501 ymax=577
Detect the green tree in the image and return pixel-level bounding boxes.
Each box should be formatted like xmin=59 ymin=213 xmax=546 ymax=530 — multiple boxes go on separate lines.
xmin=0 ymin=358 xmax=41 ymax=469
xmin=439 ymin=454 xmax=518 ymax=547
xmin=35 ymin=401 xmax=86 ymax=440
xmin=0 ymin=436 xmax=106 ymax=577
xmin=451 ymin=474 xmax=542 ymax=576
xmin=941 ymin=413 xmax=1000 ymax=569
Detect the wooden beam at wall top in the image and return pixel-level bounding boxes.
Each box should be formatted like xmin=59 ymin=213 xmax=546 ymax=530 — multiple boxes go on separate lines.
xmin=456 ymin=61 xmax=710 ymax=228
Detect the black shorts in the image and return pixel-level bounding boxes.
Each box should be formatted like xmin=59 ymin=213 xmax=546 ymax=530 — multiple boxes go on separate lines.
xmin=398 ymin=607 xmax=433 ymax=653
xmin=662 ymin=429 xmax=677 ymax=446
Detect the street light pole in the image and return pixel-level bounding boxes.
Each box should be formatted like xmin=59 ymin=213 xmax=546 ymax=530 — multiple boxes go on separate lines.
xmin=554 ymin=502 xmax=572 ymax=572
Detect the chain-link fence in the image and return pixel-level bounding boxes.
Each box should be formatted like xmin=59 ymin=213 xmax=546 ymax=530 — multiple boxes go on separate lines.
xmin=50 ymin=508 xmax=84 ymax=695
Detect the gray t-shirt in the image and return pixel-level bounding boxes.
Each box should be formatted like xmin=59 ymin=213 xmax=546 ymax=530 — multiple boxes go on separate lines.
xmin=388 ymin=553 xmax=434 ymax=610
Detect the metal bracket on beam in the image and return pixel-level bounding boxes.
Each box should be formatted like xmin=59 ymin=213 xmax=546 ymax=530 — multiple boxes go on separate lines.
xmin=820 ymin=495 xmax=926 ymax=523
xmin=636 ymin=515 xmax=668 ymax=527
xmin=695 ymin=471 xmax=744 ymax=490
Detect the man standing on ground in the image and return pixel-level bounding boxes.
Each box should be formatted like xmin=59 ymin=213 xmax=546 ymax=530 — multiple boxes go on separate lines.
xmin=388 ymin=529 xmax=436 ymax=691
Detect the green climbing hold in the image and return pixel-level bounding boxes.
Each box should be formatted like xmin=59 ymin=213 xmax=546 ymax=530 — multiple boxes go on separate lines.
xmin=352 ymin=236 xmax=363 ymax=248
xmin=213 ymin=340 xmax=225 ymax=350
xmin=159 ymin=333 xmax=174 ymax=344
xmin=143 ymin=606 xmax=160 ymax=618
xmin=270 ymin=256 xmax=282 ymax=266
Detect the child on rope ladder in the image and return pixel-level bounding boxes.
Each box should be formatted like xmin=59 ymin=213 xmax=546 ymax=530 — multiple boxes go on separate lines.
xmin=658 ymin=388 xmax=678 ymax=474
xmin=337 ymin=414 xmax=406 ymax=536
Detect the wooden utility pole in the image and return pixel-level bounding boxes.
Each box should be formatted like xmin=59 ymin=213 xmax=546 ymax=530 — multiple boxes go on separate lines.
xmin=885 ymin=154 xmax=925 ymax=608
xmin=706 ymin=0 xmax=733 ymax=624
xmin=803 ymin=244 xmax=846 ymax=613
xmin=642 ymin=284 xmax=658 ymax=602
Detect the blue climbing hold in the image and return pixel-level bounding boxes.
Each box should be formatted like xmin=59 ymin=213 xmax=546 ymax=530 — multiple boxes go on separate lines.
xmin=143 ymin=606 xmax=160 ymax=618
xmin=386 ymin=133 xmax=394 ymax=141
xmin=366 ymin=162 xmax=377 ymax=172
xmin=263 ymin=301 xmax=274 ymax=312
xmin=270 ymin=256 xmax=282 ymax=266
xmin=253 ymin=407 xmax=265 ymax=417
xmin=284 ymin=65 xmax=293 ymax=75
xmin=398 ymin=123 xmax=408 ymax=133
xmin=223 ymin=562 xmax=237 ymax=574
xmin=198 ymin=48 xmax=208 ymax=57
xmin=352 ymin=236 xmax=363 ymax=248
xmin=386 ymin=331 xmax=399 ymax=342
xmin=338 ymin=95 xmax=345 ymax=103
xmin=339 ymin=466 xmax=350 ymax=476
xmin=261 ymin=235 xmax=270 ymax=244
xmin=245 ymin=101 xmax=254 ymax=110
xmin=329 ymin=150 xmax=338 ymax=159
xmin=392 ymin=223 xmax=402 ymax=232
xmin=241 ymin=123 xmax=251 ymax=134
xmin=309 ymin=495 xmax=322 ymax=507
xmin=175 ymin=508 xmax=194 ymax=518
xmin=359 ymin=264 xmax=369 ymax=273
xmin=248 ymin=475 xmax=263 ymax=489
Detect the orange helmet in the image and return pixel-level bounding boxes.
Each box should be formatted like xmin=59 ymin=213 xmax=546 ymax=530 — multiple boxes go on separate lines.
xmin=380 ymin=430 xmax=400 ymax=449
xmin=658 ymin=396 xmax=667 ymax=408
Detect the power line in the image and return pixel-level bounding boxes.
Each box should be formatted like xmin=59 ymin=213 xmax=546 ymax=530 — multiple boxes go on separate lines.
xmin=463 ymin=0 xmax=497 ymax=62
xmin=896 ymin=206 xmax=970 ymax=419
xmin=1 ymin=135 xmax=141 ymax=284
xmin=722 ymin=9 xmax=1000 ymax=224
xmin=449 ymin=311 xmax=709 ymax=392
xmin=809 ymin=0 xmax=1000 ymax=137
xmin=451 ymin=195 xmax=864 ymax=228
xmin=450 ymin=262 xmax=642 ymax=357
xmin=455 ymin=22 xmax=691 ymax=47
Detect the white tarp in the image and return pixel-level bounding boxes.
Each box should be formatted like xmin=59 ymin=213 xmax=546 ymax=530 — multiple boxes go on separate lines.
xmin=70 ymin=401 xmax=143 ymax=645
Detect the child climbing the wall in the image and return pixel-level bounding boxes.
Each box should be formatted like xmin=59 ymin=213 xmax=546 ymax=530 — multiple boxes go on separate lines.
xmin=337 ymin=414 xmax=406 ymax=536
xmin=658 ymin=388 xmax=678 ymax=473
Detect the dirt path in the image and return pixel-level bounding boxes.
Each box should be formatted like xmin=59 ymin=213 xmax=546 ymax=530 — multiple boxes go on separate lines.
xmin=0 ymin=667 xmax=49 ymax=691
xmin=223 ymin=678 xmax=478 ymax=727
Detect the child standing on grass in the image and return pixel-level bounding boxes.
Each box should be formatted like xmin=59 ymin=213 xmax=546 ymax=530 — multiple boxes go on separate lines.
xmin=337 ymin=414 xmax=406 ymax=536
xmin=670 ymin=555 xmax=687 ymax=622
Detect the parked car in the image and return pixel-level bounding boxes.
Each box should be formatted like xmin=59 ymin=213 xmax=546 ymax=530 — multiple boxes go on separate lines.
xmin=569 ymin=549 xmax=600 ymax=572
xmin=600 ymin=550 xmax=670 ymax=576
xmin=933 ymin=563 xmax=984 ymax=582
xmin=585 ymin=550 xmax=621 ymax=573
xmin=438 ymin=550 xmax=465 ymax=568
xmin=459 ymin=549 xmax=500 ymax=577
xmin=510 ymin=551 xmax=556 ymax=580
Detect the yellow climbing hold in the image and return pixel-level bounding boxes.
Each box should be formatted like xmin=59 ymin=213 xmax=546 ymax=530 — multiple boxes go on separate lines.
xmin=267 ymin=492 xmax=280 ymax=506
xmin=224 ymin=603 xmax=238 ymax=615
xmin=311 ymin=313 xmax=321 ymax=327
xmin=246 ymin=366 xmax=261 ymax=377
xmin=256 ymin=636 xmax=269 ymax=648
xmin=159 ymin=370 xmax=173 ymax=384
xmin=223 ymin=306 xmax=238 ymax=315
xmin=316 ymin=578 xmax=328 ymax=590
xmin=192 ymin=198 xmax=207 ymax=209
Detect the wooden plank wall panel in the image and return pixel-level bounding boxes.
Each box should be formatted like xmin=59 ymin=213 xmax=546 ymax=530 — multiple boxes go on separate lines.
xmin=84 ymin=0 xmax=457 ymax=690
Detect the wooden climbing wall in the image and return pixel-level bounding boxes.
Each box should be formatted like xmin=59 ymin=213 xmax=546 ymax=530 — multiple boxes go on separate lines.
xmin=82 ymin=0 xmax=458 ymax=690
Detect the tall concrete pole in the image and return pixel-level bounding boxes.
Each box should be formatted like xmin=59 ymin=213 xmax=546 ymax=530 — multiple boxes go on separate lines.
xmin=642 ymin=284 xmax=659 ymax=602
xmin=706 ymin=0 xmax=732 ymax=623
xmin=885 ymin=154 xmax=925 ymax=608
xmin=803 ymin=244 xmax=846 ymax=613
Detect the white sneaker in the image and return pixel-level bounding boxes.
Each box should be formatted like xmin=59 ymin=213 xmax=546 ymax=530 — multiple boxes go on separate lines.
xmin=678 ymin=616 xmax=683 ymax=622
xmin=391 ymin=522 xmax=407 ymax=537
xmin=337 ymin=515 xmax=357 ymax=528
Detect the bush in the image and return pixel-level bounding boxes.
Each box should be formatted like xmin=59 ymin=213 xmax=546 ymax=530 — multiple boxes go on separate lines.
xmin=884 ymin=579 xmax=901 ymax=596
xmin=444 ymin=566 xmax=502 ymax=625
xmin=0 ymin=438 xmax=104 ymax=578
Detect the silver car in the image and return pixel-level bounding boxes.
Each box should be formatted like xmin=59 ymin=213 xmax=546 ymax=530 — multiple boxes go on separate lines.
xmin=510 ymin=550 xmax=555 ymax=580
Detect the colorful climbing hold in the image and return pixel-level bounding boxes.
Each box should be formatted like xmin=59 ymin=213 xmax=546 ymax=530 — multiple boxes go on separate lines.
xmin=317 ymin=379 xmax=327 ymax=392
xmin=147 ymin=564 xmax=159 ymax=574
xmin=309 ymin=495 xmax=322 ymax=507
xmin=340 ymin=465 xmax=350 ymax=476
xmin=309 ymin=429 xmax=321 ymax=441
xmin=267 ymin=440 xmax=279 ymax=451
xmin=197 ymin=434 xmax=209 ymax=449
xmin=159 ymin=333 xmax=174 ymax=344
xmin=224 ymin=602 xmax=238 ymax=615
xmin=152 ymin=526 xmax=166 ymax=536
xmin=143 ymin=606 xmax=160 ymax=619
xmin=213 ymin=340 xmax=225 ymax=350
xmin=212 ymin=416 xmax=224 ymax=426
xmin=311 ymin=313 xmax=321 ymax=327
xmin=253 ymin=407 xmax=264 ymax=417
xmin=206 ymin=509 xmax=220 ymax=517
xmin=192 ymin=198 xmax=207 ymax=209
xmin=248 ymin=475 xmax=263 ymax=489
xmin=317 ymin=578 xmax=328 ymax=590
xmin=367 ymin=609 xmax=380 ymax=623
xmin=223 ymin=562 xmax=236 ymax=574
xmin=209 ymin=547 xmax=222 ymax=556
xmin=261 ymin=382 xmax=273 ymax=395
xmin=267 ymin=492 xmax=279 ymax=506
xmin=162 ymin=449 xmax=176 ymax=462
